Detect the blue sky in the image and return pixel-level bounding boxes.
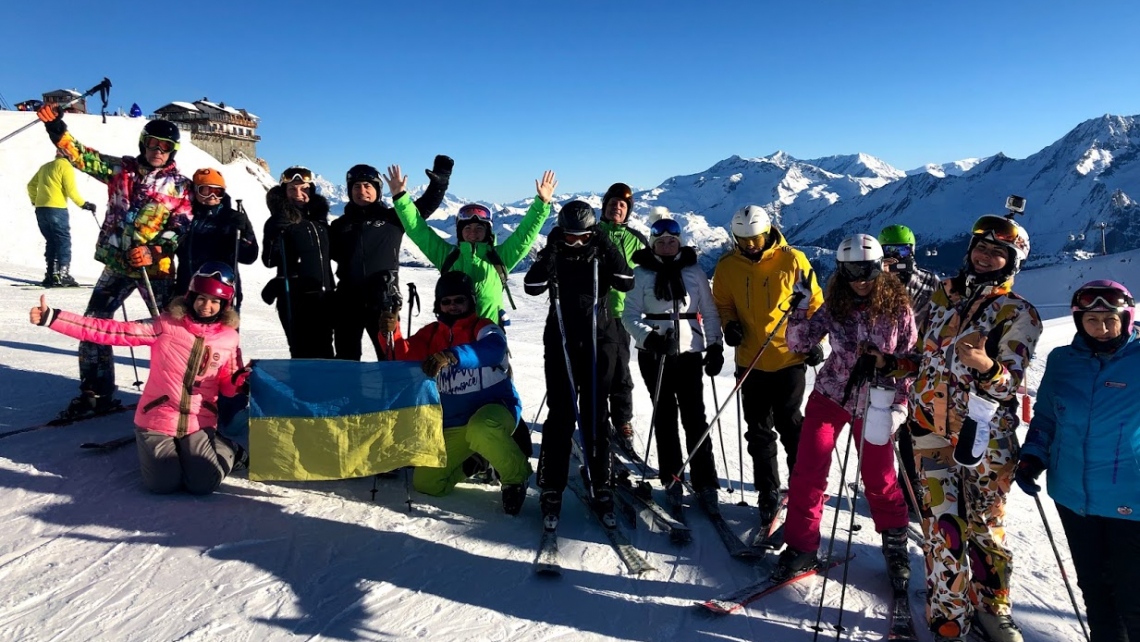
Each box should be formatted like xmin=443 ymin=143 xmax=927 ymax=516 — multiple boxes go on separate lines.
xmin=2 ymin=1 xmax=1138 ymax=202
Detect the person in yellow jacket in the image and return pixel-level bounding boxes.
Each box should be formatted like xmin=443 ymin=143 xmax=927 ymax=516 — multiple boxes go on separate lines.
xmin=712 ymin=205 xmax=823 ymax=527
xmin=27 ymin=148 xmax=96 ymax=287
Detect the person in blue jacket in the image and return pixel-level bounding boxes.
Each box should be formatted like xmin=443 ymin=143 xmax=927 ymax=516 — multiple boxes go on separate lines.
xmin=1017 ymin=279 xmax=1140 ymax=641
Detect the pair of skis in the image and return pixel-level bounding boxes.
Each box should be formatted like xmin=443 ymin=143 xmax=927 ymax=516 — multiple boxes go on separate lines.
xmin=0 ymin=402 xmax=137 ymax=440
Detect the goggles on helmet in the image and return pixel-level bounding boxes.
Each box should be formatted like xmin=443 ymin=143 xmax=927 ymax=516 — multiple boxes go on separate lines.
xmin=280 ymin=166 xmax=314 ymax=185
xmin=346 ymin=165 xmax=381 ymax=186
xmin=650 ymin=218 xmax=682 ymax=239
xmin=972 ymin=215 xmax=1022 ymax=244
xmin=882 ymin=244 xmax=913 ymax=259
xmin=142 ymin=136 xmax=176 ymax=153
xmin=194 ymin=262 xmax=236 ymax=286
xmin=563 ymin=231 xmax=593 ymax=247
xmin=458 ymin=204 xmax=492 ymax=221
xmin=1072 ymin=287 xmax=1134 ymax=312
xmin=196 ymin=184 xmax=224 ymax=198
xmin=837 ymin=260 xmax=882 ymax=283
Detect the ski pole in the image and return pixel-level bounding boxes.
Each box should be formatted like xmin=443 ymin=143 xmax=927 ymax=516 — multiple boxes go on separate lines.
xmin=278 ymin=242 xmax=293 ymax=338
xmin=121 ymin=304 xmax=143 ymax=390
xmin=0 ymin=78 xmax=112 ymax=146
xmin=589 ymin=257 xmax=599 ymax=462
xmin=825 ymin=388 xmax=872 ymax=641
xmin=138 ymin=267 xmax=160 ymax=318
xmin=736 ymin=391 xmax=748 ymax=506
xmin=552 ymin=278 xmax=591 ymax=492
xmin=709 ymin=377 xmax=736 ymax=495
xmin=1033 ymin=494 xmax=1091 ymax=642
xmin=636 ymin=353 xmax=667 ymax=485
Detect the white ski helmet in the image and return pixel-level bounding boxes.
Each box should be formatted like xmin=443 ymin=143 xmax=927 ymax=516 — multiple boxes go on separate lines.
xmin=836 ymin=234 xmax=884 ymax=282
xmin=731 ymin=205 xmax=771 ymax=238
xmin=968 ymin=214 xmax=1031 ymax=278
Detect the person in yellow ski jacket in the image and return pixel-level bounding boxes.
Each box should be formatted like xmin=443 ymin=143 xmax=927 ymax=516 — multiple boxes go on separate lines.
xmin=27 ymin=149 xmax=95 ymax=287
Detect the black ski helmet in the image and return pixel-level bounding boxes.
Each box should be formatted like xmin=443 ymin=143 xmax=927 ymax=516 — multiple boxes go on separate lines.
xmin=433 ymin=271 xmax=476 ymax=316
xmin=557 ymin=200 xmax=596 ymax=232
xmin=138 ymin=119 xmax=181 ymax=162
xmin=346 ymin=164 xmax=382 ymax=194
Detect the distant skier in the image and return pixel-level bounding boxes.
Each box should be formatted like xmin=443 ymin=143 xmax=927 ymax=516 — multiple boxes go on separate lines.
xmin=330 ymin=157 xmax=452 ymax=361
xmin=378 ymin=272 xmax=532 ymax=515
xmin=26 ymin=147 xmax=96 ymax=287
xmin=176 ymin=168 xmax=258 ymax=309
xmin=28 ymin=263 xmax=248 ymax=495
xmin=1017 ymin=279 xmax=1140 ymax=642
xmin=524 ymin=201 xmax=634 ymax=529
xmin=35 ymin=105 xmax=192 ymax=420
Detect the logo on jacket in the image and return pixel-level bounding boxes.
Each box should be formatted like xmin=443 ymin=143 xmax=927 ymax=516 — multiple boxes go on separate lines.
xmin=1119 ymin=506 xmax=1133 ymax=516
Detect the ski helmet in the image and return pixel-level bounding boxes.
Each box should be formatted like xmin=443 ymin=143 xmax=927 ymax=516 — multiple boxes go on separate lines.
xmin=602 ymin=182 xmax=634 ymax=221
xmin=138 ymin=119 xmax=181 ymax=161
xmin=878 ymin=224 xmax=916 ymax=247
xmin=457 ymin=203 xmax=494 ymax=240
xmin=192 ymin=168 xmax=226 ymax=189
xmin=433 ymin=271 xmax=476 ymax=317
xmin=346 ymin=164 xmax=382 ymax=193
xmin=648 ymin=207 xmax=683 ymax=247
xmin=557 ymin=201 xmax=596 ymax=232
xmin=1071 ymin=279 xmax=1135 ymax=350
xmin=966 ymin=215 xmax=1030 ymax=279
xmin=835 ymin=234 xmax=884 ymax=282
xmin=189 ymin=261 xmax=236 ymax=302
xmin=731 ymin=205 xmax=771 ymax=238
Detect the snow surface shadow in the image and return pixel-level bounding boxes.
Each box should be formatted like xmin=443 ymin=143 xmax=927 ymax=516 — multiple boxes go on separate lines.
xmin=0 ymin=435 xmax=752 ymax=641
xmin=0 ymin=339 xmax=152 ymax=370
xmin=0 ymin=364 xmax=141 ymax=431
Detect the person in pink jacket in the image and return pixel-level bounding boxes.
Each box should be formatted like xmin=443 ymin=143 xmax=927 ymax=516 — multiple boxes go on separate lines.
xmin=29 ymin=262 xmax=249 ymax=495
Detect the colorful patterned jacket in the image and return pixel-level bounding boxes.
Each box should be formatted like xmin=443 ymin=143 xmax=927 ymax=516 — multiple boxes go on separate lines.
xmin=891 ymin=274 xmax=1042 ymax=440
xmin=51 ymin=130 xmax=192 ymax=278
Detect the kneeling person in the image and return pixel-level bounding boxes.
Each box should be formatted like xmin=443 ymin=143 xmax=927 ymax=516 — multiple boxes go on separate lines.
xmin=379 ymin=272 xmax=532 ymax=514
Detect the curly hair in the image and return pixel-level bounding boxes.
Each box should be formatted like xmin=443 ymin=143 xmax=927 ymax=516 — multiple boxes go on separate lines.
xmin=825 ymin=270 xmax=911 ymax=323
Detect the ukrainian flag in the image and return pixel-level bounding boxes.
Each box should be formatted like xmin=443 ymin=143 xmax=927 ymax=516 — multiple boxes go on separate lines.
xmin=248 ymin=360 xmax=446 ymax=482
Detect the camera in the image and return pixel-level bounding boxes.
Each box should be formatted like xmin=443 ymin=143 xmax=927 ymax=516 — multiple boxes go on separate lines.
xmin=1005 ymin=195 xmax=1026 ymax=214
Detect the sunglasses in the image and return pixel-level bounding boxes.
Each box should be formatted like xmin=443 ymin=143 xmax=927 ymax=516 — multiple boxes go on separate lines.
xmin=972 ymin=215 xmax=1022 ymax=244
xmin=458 ymin=204 xmax=492 ymax=221
xmin=563 ymin=231 xmax=593 ymax=247
xmin=837 ymin=260 xmax=882 ymax=283
xmin=143 ymin=136 xmax=175 ymax=153
xmin=650 ymin=217 xmax=682 ymax=238
xmin=1072 ymin=287 xmax=1134 ymax=312
xmin=438 ymin=295 xmax=468 ymax=307
xmin=280 ymin=166 xmax=314 ymax=185
xmin=883 ymin=244 xmax=913 ymax=259
xmin=196 ymin=184 xmax=224 ymax=198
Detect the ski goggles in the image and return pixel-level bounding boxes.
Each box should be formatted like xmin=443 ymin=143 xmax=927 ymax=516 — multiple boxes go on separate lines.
xmin=345 ymin=165 xmax=380 ymax=186
xmin=194 ymin=262 xmax=236 ymax=285
xmin=458 ymin=204 xmax=492 ymax=221
xmin=650 ymin=217 xmax=682 ymax=239
xmin=837 ymin=260 xmax=882 ymax=283
xmin=972 ymin=215 xmax=1021 ymax=244
xmin=563 ymin=231 xmax=593 ymax=247
xmin=279 ymin=166 xmax=314 ymax=184
xmin=142 ymin=136 xmax=176 ymax=153
xmin=882 ymin=244 xmax=913 ymax=259
xmin=438 ymin=295 xmax=468 ymax=307
xmin=196 ymin=184 xmax=224 ymax=198
xmin=1072 ymin=287 xmax=1134 ymax=312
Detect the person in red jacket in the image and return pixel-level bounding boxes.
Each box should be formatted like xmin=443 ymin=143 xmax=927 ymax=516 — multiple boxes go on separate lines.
xmin=378 ymin=272 xmax=531 ymax=515
xmin=30 ymin=262 xmax=248 ymax=495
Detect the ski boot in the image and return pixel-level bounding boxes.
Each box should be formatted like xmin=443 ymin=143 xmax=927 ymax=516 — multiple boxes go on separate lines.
xmin=501 ymin=476 xmax=529 ymax=516
xmin=592 ymin=488 xmax=618 ymax=529
xmin=665 ymin=481 xmax=684 ymax=509
xmin=462 ymin=453 xmax=499 ymax=484
xmin=58 ymin=391 xmax=121 ymax=422
xmin=540 ymin=490 xmax=562 ymax=531
xmin=696 ymin=487 xmax=719 ymax=515
xmin=773 ymin=545 xmax=819 ymax=581
xmin=973 ymin=612 xmax=1024 ymax=642
xmin=881 ymin=526 xmax=911 ymax=591
xmin=613 ymin=422 xmax=636 ymax=458
xmin=56 ymin=265 xmax=80 ymax=288
xmin=758 ymin=489 xmax=781 ymax=531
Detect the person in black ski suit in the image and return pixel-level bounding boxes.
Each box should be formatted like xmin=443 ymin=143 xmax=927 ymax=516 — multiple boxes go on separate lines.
xmin=176 ymin=168 xmax=258 ymax=310
xmin=261 ymin=167 xmax=335 ymax=359
xmin=330 ymin=157 xmax=452 ymax=361
xmin=524 ymin=201 xmax=634 ymax=528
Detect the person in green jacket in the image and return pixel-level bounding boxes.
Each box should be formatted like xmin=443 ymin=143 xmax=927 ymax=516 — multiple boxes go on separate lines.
xmin=598 ymin=182 xmax=648 ymax=456
xmin=384 ymin=166 xmax=557 ymax=324
xmin=27 ymin=148 xmax=96 ymax=287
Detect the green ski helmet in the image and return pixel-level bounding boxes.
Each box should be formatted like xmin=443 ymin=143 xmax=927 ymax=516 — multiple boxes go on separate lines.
xmin=878 ymin=224 xmax=916 ymax=247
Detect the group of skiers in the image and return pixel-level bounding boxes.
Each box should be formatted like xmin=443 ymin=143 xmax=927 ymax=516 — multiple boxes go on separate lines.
xmin=21 ymin=108 xmax=1137 ymax=642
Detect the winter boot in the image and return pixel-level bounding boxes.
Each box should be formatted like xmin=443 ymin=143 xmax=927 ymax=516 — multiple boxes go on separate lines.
xmin=502 ymin=477 xmax=529 ymax=516
xmin=56 ymin=264 xmax=80 ymax=288
xmin=774 ymin=545 xmax=820 ymax=581
xmin=592 ymin=488 xmax=618 ymax=529
xmin=613 ymin=422 xmax=636 ymax=457
xmin=696 ymin=488 xmax=719 ymax=515
xmin=540 ymin=490 xmax=562 ymax=531
xmin=973 ymin=612 xmax=1024 ymax=642
xmin=881 ymin=526 xmax=911 ymax=589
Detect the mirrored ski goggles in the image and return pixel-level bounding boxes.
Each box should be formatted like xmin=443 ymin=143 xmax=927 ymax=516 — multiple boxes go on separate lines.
xmin=972 ymin=215 xmax=1021 ymax=244
xmin=279 ymin=166 xmax=314 ymax=184
xmin=142 ymin=136 xmax=176 ymax=153
xmin=882 ymin=244 xmax=913 ymax=259
xmin=650 ymin=217 xmax=682 ymax=238
xmin=563 ymin=231 xmax=593 ymax=247
xmin=345 ymin=166 xmax=380 ymax=186
xmin=837 ymin=260 xmax=882 ymax=283
xmin=196 ymin=184 xmax=224 ymax=198
xmin=1072 ymin=287 xmax=1134 ymax=312
xmin=193 ymin=262 xmax=237 ymax=286
xmin=458 ymin=204 xmax=492 ymax=221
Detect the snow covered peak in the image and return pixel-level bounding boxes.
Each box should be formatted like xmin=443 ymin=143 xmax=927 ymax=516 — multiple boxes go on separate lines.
xmin=803 ymin=152 xmax=906 ymax=181
xmin=906 ymin=157 xmax=987 ymax=178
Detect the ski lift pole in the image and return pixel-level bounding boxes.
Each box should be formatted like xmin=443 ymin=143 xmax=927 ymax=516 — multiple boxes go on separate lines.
xmin=0 ymin=77 xmax=111 ymax=146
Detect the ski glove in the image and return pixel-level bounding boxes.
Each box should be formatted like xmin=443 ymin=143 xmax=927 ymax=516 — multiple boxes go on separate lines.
xmin=789 ymin=269 xmax=814 ymax=311
xmin=425 ymin=155 xmax=454 ymax=183
xmin=644 ymin=329 xmax=679 ymax=357
xmin=1014 ymin=454 xmax=1045 ymax=495
xmin=723 ymin=320 xmax=744 ymax=347
xmin=422 ymin=350 xmax=458 ymax=377
xmin=81 ymin=202 xmax=97 ymax=213
xmin=128 ymin=245 xmax=162 ymax=268
xmin=863 ymin=385 xmax=906 ymax=446
xmin=231 ymin=365 xmax=253 ymax=394
xmin=804 ymin=342 xmax=825 ymax=367
xmin=36 ymin=105 xmax=60 ymax=122
xmin=703 ymin=343 xmax=724 ymax=377
xmin=379 ymin=312 xmax=399 ymax=334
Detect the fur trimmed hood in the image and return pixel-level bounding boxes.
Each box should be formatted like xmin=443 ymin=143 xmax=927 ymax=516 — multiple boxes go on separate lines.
xmin=167 ymin=296 xmax=240 ymax=329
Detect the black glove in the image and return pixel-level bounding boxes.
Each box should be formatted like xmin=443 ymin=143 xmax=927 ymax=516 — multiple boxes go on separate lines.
xmin=425 ymin=155 xmax=454 ymax=183
xmin=81 ymin=202 xmax=97 ymax=213
xmin=1014 ymin=454 xmax=1045 ymax=495
xmin=45 ymin=118 xmax=68 ymax=140
xmin=703 ymin=343 xmax=724 ymax=377
xmin=644 ymin=329 xmax=680 ymax=357
xmin=723 ymin=320 xmax=744 ymax=347
xmin=805 ymin=343 xmax=825 ymax=367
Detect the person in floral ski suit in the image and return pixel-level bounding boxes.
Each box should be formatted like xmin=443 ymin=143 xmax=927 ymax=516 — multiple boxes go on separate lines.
xmin=872 ymin=214 xmax=1042 ymax=642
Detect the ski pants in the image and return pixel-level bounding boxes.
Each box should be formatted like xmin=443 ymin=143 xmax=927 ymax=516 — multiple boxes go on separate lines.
xmin=913 ymin=428 xmax=1018 ymax=638
xmin=81 ymin=268 xmax=175 ymax=398
xmin=606 ymin=322 xmax=635 ymax=428
xmin=637 ymin=349 xmax=718 ymax=491
xmin=136 ymin=427 xmax=239 ymax=495
xmin=275 ymin=290 xmax=334 ymax=359
xmin=332 ymin=289 xmax=388 ymax=362
xmin=414 ymin=404 xmax=532 ymax=496
xmin=739 ymin=364 xmax=805 ymax=499
xmin=35 ymin=207 xmax=72 ymax=268
xmin=1056 ymin=503 xmax=1140 ymax=642
xmin=537 ymin=331 xmax=616 ymax=495
xmin=784 ymin=391 xmax=909 ymax=552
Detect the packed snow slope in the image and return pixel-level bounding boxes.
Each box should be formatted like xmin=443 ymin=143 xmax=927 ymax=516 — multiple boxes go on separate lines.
xmin=0 ymin=110 xmax=1108 ymax=641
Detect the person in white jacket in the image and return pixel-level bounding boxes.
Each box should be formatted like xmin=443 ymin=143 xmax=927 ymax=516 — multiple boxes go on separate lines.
xmin=622 ymin=208 xmax=724 ymax=513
